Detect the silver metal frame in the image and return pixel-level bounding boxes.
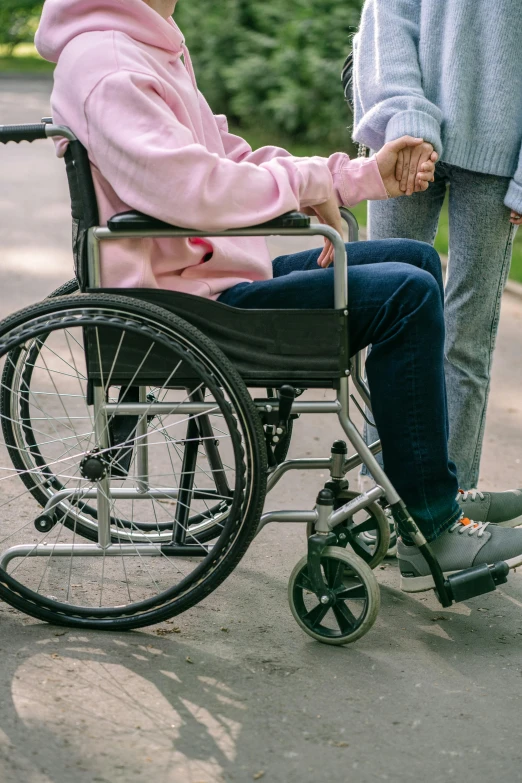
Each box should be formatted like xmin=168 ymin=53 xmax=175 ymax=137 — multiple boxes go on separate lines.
xmin=3 ymin=127 xmax=413 ymax=570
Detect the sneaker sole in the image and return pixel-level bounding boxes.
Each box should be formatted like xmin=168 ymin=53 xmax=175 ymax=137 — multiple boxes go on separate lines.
xmin=400 ymin=552 xmax=522 ymax=593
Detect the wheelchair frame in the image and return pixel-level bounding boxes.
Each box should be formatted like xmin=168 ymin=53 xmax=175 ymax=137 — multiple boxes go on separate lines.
xmin=0 ymin=120 xmax=511 ymax=634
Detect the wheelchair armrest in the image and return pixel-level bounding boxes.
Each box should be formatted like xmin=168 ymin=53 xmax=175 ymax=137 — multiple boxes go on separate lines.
xmin=107 ymin=210 xmax=311 ymax=233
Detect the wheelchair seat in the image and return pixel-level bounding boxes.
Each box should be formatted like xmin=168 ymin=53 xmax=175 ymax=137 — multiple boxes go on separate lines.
xmin=93 ymin=287 xmax=348 ymax=388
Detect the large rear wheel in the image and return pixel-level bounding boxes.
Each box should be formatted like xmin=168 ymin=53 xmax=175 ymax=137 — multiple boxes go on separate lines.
xmin=0 ymin=294 xmax=266 ymax=629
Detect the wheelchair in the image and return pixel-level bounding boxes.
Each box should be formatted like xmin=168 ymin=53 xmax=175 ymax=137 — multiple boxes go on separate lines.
xmin=0 ymin=121 xmax=511 ymax=644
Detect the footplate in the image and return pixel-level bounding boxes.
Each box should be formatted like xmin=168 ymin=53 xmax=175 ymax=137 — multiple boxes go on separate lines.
xmin=443 ymin=561 xmax=509 ymax=604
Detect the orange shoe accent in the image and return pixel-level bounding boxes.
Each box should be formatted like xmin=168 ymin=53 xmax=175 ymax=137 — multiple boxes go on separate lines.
xmin=460 ymin=517 xmax=472 ymax=526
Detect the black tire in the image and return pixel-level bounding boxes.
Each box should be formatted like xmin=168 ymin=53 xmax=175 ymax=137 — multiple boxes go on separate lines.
xmin=0 ymin=294 xmax=267 ymax=629
xmin=288 ymin=546 xmax=380 ymax=645
xmin=47 ymin=278 xmax=80 ymax=298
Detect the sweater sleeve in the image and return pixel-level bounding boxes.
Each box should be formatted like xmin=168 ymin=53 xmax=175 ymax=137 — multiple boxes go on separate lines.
xmin=352 ymin=0 xmax=443 ymax=155
xmin=214 ymin=114 xmax=387 ymax=205
xmin=84 ymin=71 xmax=335 ymax=232
xmin=214 ymin=113 xmax=295 ymax=165
xmin=505 ymin=143 xmax=522 ymax=213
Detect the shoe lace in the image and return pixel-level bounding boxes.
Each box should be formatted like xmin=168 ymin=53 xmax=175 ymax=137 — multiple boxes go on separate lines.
xmin=449 ymin=517 xmax=490 ymax=537
xmin=457 ymin=489 xmax=485 ymax=502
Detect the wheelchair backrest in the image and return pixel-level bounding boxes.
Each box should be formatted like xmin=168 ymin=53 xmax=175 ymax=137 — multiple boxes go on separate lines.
xmin=62 ymin=138 xmax=99 ymax=292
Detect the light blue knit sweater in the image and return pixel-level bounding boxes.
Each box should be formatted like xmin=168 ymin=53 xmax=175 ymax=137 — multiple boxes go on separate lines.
xmin=352 ymin=0 xmax=522 ymax=212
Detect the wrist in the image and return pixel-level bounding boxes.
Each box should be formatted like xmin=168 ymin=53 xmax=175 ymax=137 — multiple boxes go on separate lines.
xmin=335 ymin=155 xmax=388 ymax=206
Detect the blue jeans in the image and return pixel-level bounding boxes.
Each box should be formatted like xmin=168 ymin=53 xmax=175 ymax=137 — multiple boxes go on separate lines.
xmin=218 ymin=239 xmax=461 ymax=542
xmin=367 ymin=164 xmax=518 ymax=488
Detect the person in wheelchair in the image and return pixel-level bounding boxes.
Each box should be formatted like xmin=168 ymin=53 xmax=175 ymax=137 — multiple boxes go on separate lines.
xmin=35 ymin=0 xmax=522 ymax=591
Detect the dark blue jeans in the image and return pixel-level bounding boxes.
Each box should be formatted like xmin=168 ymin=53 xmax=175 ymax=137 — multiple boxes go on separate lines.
xmin=218 ymin=239 xmax=461 ymax=542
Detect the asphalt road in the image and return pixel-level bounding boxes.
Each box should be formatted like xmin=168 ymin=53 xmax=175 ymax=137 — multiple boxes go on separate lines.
xmin=1 ymin=78 xmax=522 ymax=783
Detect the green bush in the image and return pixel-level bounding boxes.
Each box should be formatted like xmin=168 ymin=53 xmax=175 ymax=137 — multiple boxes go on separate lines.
xmin=0 ymin=0 xmax=42 ymax=55
xmin=176 ymin=0 xmax=363 ymax=149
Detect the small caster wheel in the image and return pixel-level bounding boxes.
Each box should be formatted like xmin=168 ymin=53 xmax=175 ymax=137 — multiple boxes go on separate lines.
xmin=288 ymin=546 xmax=380 ymax=646
xmin=34 ymin=514 xmax=56 ymax=533
xmin=306 ymin=490 xmax=390 ymax=569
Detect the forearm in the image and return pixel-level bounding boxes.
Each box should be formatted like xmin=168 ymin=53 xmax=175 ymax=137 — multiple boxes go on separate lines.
xmin=352 ymin=0 xmax=443 ymax=154
xmin=217 ymin=112 xmax=387 ymax=209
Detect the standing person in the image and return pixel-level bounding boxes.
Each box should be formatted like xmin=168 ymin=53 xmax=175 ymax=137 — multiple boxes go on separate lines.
xmin=352 ymin=0 xmax=522 ymax=526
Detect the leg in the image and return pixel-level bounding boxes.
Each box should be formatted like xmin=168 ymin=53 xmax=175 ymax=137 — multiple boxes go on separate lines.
xmin=363 ymin=173 xmax=448 ymax=472
xmin=272 ymin=236 xmax=445 ymax=297
xmin=367 ymin=166 xmax=448 ymax=244
xmin=444 ymin=166 xmax=516 ymax=489
xmin=219 ymin=242 xmax=460 ymax=541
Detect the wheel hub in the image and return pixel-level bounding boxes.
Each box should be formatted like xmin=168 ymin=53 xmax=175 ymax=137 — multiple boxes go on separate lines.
xmin=80 ymin=450 xmax=109 ymax=481
xmin=319 ymin=591 xmax=336 ymax=606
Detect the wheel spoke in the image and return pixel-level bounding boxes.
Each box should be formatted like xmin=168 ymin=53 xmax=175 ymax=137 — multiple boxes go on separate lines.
xmin=303 ymin=602 xmax=330 ymax=629
xmin=332 ymin=601 xmax=359 ymax=634
xmin=349 ymin=538 xmax=374 ymax=561
xmin=348 ymin=517 xmax=376 ymax=535
xmin=295 ymin=571 xmax=313 ymax=592
xmin=335 ymin=583 xmax=367 ymax=601
xmin=324 ymin=557 xmax=345 ymax=589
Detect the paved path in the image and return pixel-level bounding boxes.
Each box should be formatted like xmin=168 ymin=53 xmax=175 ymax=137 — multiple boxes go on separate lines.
xmin=1 ymin=79 xmax=522 ymax=783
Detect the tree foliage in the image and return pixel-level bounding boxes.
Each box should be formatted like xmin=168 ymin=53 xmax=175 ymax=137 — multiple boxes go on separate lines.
xmin=176 ymin=0 xmax=363 ymax=147
xmin=0 ymin=0 xmax=42 ymax=55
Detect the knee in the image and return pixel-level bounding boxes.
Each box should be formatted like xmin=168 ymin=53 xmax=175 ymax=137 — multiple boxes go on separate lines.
xmin=420 ymin=243 xmax=442 ymax=280
xmin=405 ymin=264 xmax=440 ymax=298
xmin=365 ymin=264 xmax=445 ymax=347
xmin=402 ymin=239 xmax=440 ymax=272
xmin=403 ymin=241 xmax=444 ymax=299
xmin=381 ymin=263 xmax=442 ymax=311
xmin=402 ymin=267 xmax=444 ymax=333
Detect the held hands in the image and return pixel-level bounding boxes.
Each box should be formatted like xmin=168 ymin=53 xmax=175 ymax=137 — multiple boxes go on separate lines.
xmin=376 ymin=136 xmax=438 ymax=197
xmin=378 ymin=136 xmax=521 ymax=226
xmin=305 ymin=136 xmax=439 ymax=268
xmin=303 ymin=137 xmax=517 ymax=270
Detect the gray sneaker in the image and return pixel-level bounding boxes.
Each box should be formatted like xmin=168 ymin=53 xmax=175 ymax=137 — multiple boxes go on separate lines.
xmin=398 ymin=517 xmax=522 ymax=593
xmin=457 ymin=489 xmax=522 ymax=526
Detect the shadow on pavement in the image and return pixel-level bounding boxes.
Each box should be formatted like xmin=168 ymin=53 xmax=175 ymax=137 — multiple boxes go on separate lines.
xmin=0 ymin=559 xmax=521 ymax=783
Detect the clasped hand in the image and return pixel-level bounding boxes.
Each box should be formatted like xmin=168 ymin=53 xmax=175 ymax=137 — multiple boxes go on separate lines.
xmin=306 ymin=136 xmax=438 ymax=268
xmin=375 ymin=136 xmax=438 ymax=198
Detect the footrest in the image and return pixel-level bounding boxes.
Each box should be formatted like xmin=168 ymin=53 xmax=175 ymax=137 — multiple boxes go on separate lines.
xmin=445 ymin=561 xmax=509 ymax=603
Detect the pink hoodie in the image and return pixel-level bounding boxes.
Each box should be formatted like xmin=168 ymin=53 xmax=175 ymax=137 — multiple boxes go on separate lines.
xmin=35 ymin=0 xmax=387 ymax=297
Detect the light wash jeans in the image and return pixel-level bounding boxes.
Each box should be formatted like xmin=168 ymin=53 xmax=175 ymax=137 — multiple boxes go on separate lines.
xmin=363 ymin=162 xmax=517 ymax=490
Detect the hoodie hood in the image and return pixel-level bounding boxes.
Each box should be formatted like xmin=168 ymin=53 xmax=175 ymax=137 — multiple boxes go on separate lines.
xmin=35 ymin=0 xmax=184 ymax=63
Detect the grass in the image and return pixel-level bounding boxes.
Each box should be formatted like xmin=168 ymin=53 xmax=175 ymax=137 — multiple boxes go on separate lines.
xmin=0 ymin=43 xmax=54 ymax=74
